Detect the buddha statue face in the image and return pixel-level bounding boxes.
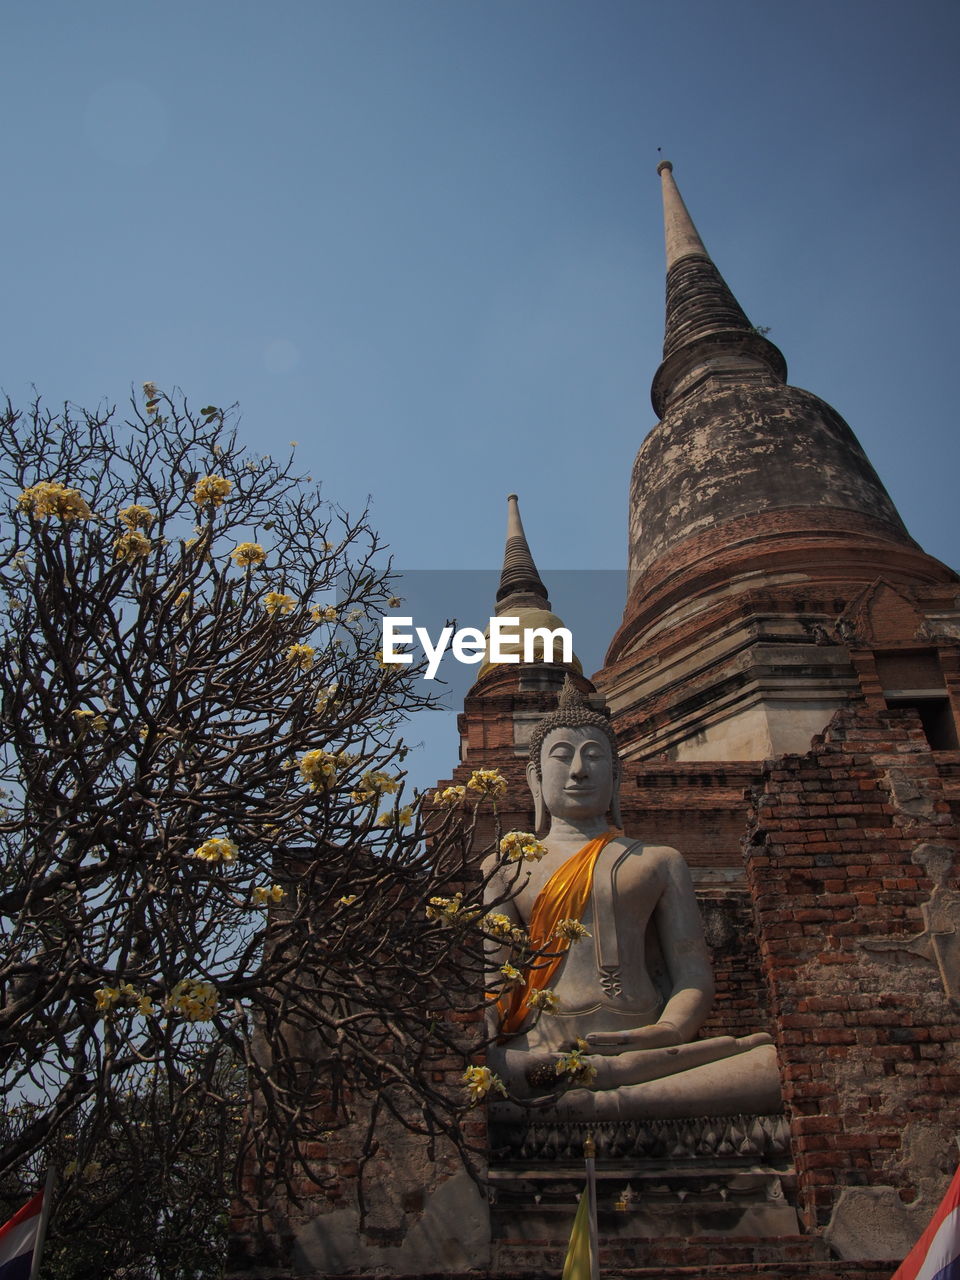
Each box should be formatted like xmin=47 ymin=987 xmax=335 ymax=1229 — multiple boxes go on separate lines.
xmin=526 ymin=679 xmax=622 ymax=831
xmin=528 ymin=726 xmax=618 ymax=829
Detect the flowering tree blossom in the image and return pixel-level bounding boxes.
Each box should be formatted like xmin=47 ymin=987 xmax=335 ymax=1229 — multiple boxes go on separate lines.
xmin=0 ymin=390 xmax=544 ymax=1267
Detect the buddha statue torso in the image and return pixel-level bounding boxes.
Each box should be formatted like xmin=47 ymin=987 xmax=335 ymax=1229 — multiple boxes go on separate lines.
xmin=504 ymin=837 xmax=701 ymax=1044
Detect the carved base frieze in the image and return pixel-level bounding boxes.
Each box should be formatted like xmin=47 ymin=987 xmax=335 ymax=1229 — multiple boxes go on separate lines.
xmin=490 ymin=1110 xmax=790 ymax=1164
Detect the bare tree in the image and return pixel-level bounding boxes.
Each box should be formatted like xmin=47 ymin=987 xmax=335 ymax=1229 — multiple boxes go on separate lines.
xmin=0 ymin=390 xmax=536 ymax=1269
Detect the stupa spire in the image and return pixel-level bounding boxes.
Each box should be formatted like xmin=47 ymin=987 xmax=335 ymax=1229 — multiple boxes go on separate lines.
xmin=657 ymin=158 xmax=709 ymax=267
xmin=652 ymin=160 xmax=787 ymax=415
xmin=496 ymin=494 xmax=550 ymax=614
xmin=476 ymin=494 xmax=582 ymax=680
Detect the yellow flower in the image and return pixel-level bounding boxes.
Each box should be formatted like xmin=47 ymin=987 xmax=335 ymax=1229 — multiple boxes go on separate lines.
xmin=527 ymin=988 xmax=559 ymax=1013
xmin=252 ymin=884 xmax=284 ymax=906
xmin=424 ymin=892 xmax=480 ymax=925
xmin=192 ymin=836 xmax=238 ymax=863
xmin=499 ymin=962 xmax=522 ymax=983
xmin=339 ymin=894 xmax=358 ymax=906
xmin=311 ymin=604 xmax=338 ymax=623
xmin=376 ymin=803 xmax=414 ymax=828
xmin=426 ymin=892 xmax=463 ymax=924
xmin=263 ymin=590 xmax=296 ymax=616
xmin=499 ymin=831 xmax=547 ymax=863
xmin=432 ymin=785 xmax=466 ymax=807
xmin=379 ymin=774 xmax=402 ymax=795
xmin=174 ymin=591 xmax=189 ymax=607
xmin=298 ymin=748 xmax=338 ymax=791
xmin=72 ymin=709 xmax=107 ymax=733
xmin=482 ymin=913 xmax=515 ymax=939
xmin=350 ymin=770 xmax=401 ymax=804
xmin=192 ymin=474 xmax=232 ymax=507
xmin=555 ymin=1048 xmax=597 ymax=1086
xmin=165 ymin=978 xmax=218 ymax=1022
xmin=554 ymin=918 xmax=591 ymax=943
xmin=314 ymin=684 xmax=338 ymax=714
xmin=461 ymin=1065 xmax=507 ymax=1103
xmin=113 ymin=530 xmax=152 ymax=563
xmin=230 ymin=541 xmax=266 ymax=567
xmin=17 ymin=481 xmax=92 ymax=521
xmin=118 ymin=503 xmax=155 ymax=530
xmin=96 ymin=981 xmax=151 ymax=1015
xmin=466 ymin=769 xmax=507 ymax=799
xmin=285 ymin=643 xmax=316 ymax=671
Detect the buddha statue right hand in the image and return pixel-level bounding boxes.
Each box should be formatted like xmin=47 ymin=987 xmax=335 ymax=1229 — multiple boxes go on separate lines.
xmin=583 ymin=1021 xmax=682 ymax=1054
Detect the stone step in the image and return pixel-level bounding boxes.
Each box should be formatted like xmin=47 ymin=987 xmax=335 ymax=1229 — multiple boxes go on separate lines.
xmin=487 ymin=1256 xmax=894 ymax=1280
xmin=491 ymin=1232 xmax=873 ymax=1274
xmin=261 ymin=1264 xmax=896 ymax=1274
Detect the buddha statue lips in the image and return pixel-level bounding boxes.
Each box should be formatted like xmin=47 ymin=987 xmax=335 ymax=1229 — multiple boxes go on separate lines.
xmin=484 ymin=679 xmax=782 ymax=1121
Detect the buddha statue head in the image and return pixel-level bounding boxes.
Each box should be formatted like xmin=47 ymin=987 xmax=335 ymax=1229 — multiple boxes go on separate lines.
xmin=527 ymin=679 xmax=622 ymax=833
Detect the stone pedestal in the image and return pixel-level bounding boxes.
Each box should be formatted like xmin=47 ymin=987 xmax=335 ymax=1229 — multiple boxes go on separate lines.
xmin=489 ymin=1111 xmax=801 ymax=1269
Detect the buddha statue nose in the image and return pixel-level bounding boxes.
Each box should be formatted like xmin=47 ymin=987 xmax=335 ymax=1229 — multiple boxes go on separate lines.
xmin=570 ymin=751 xmax=589 ymax=780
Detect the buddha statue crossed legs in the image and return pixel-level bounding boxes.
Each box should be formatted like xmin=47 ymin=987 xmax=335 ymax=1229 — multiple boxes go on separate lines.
xmin=485 ymin=682 xmax=781 ymax=1120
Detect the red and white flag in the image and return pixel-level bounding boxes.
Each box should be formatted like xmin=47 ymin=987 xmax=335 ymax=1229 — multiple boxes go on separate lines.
xmin=0 ymin=1191 xmax=44 ymax=1280
xmin=893 ymin=1165 xmax=960 ymax=1280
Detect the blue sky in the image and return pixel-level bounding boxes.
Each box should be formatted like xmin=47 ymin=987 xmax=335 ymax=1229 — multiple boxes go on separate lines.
xmin=3 ymin=0 xmax=959 ymax=789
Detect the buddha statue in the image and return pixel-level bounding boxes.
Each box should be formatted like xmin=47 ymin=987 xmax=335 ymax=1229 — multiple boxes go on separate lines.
xmin=485 ymin=681 xmax=781 ymax=1120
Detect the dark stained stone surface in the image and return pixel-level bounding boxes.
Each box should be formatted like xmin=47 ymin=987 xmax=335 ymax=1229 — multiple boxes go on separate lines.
xmin=663 ymin=254 xmax=755 ymax=360
xmin=629 ymin=379 xmax=914 ymax=580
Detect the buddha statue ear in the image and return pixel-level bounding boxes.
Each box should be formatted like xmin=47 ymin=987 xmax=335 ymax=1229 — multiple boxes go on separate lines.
xmin=610 ymin=775 xmax=623 ymax=832
xmin=526 ymin=759 xmax=546 ymax=835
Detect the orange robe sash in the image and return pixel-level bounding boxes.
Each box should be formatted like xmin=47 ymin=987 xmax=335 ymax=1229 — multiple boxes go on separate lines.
xmin=498 ymin=830 xmax=619 ymax=1036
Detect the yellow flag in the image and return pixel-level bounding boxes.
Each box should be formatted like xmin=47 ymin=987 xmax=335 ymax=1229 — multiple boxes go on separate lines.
xmin=561 ymin=1191 xmax=592 ymax=1280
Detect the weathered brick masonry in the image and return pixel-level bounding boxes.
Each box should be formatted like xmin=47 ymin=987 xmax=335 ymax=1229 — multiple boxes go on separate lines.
xmin=744 ymin=706 xmax=960 ymax=1238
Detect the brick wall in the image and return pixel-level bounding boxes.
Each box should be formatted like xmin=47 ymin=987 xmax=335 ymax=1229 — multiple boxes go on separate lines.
xmin=744 ymin=704 xmax=960 ymax=1238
